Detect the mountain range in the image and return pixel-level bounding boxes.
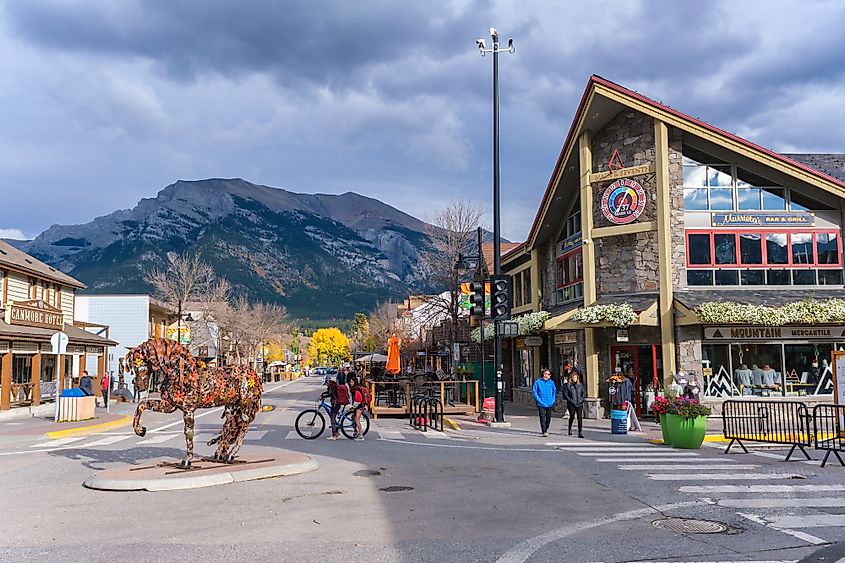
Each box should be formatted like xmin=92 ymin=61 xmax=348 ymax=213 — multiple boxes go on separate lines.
xmin=15 ymin=178 xmax=438 ymax=320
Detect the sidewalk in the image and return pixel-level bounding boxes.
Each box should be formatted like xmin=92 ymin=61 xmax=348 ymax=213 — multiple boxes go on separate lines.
xmin=450 ymin=401 xmax=664 ymax=441
xmin=0 ymin=400 xmax=134 ymax=439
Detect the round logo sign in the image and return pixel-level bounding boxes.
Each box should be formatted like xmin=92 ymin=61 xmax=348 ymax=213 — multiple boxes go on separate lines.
xmin=600 ymin=178 xmax=646 ymax=225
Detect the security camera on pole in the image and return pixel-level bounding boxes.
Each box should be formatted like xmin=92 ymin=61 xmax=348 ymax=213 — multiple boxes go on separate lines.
xmin=476 ymin=27 xmax=514 ymax=424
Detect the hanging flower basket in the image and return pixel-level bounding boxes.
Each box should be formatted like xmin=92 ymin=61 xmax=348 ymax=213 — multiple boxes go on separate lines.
xmin=571 ymin=303 xmax=637 ymax=328
xmin=470 ymin=311 xmax=550 ymax=342
xmin=697 ymin=299 xmax=845 ymax=326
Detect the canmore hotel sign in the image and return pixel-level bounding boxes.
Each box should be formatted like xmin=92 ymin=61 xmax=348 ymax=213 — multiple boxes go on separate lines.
xmin=705 ymin=326 xmax=845 ymax=340
xmin=5 ymin=300 xmax=64 ymax=330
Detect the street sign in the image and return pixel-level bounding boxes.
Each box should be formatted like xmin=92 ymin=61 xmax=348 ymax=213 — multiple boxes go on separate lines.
xmin=51 ymin=331 xmax=69 ymax=355
xmin=499 ymin=321 xmax=518 ymax=337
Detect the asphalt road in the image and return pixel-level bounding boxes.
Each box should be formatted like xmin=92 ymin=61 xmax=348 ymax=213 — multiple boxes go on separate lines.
xmin=0 ymin=376 xmax=843 ymax=562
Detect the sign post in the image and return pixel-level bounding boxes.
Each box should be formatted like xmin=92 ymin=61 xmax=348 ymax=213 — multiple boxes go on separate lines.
xmin=51 ymin=331 xmax=69 ymax=423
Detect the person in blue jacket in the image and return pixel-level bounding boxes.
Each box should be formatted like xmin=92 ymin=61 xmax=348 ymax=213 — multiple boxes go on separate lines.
xmin=532 ymin=369 xmax=557 ymax=437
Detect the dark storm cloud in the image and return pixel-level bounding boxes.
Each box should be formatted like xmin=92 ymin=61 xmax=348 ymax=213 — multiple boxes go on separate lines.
xmin=4 ymin=0 xmax=493 ymax=89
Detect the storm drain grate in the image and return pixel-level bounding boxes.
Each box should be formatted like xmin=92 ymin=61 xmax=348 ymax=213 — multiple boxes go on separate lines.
xmin=652 ymin=517 xmax=727 ymax=534
xmin=379 ymin=486 xmax=414 ymax=493
xmin=353 ymin=469 xmax=382 ymax=477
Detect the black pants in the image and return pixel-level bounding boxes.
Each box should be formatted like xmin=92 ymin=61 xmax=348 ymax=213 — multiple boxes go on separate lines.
xmin=330 ymin=404 xmax=340 ymax=436
xmin=567 ymin=403 xmax=584 ymax=434
xmin=537 ymin=406 xmax=553 ymax=434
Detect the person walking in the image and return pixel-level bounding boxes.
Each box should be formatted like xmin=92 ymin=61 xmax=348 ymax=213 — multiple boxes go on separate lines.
xmin=79 ymin=370 xmax=94 ymax=397
xmin=100 ymin=371 xmax=112 ymax=408
xmin=563 ymin=372 xmax=586 ymax=438
xmin=532 ymin=369 xmax=557 ymax=437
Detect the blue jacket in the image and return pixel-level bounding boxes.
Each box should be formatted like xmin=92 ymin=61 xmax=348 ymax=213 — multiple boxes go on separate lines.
xmin=532 ymin=378 xmax=557 ymax=408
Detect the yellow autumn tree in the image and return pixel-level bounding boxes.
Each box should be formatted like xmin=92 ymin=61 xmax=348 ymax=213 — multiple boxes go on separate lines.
xmin=307 ymin=327 xmax=351 ymax=366
xmin=265 ymin=340 xmax=286 ymax=363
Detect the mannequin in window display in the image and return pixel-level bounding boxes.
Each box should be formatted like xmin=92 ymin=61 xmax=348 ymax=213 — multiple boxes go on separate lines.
xmin=761 ymin=364 xmax=778 ymax=387
xmin=734 ymin=364 xmax=753 ymax=388
xmin=751 ymin=364 xmax=764 ymax=387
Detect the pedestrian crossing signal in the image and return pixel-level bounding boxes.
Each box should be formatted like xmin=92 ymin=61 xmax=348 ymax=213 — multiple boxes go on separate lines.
xmin=490 ymin=275 xmax=512 ymax=321
xmin=468 ymin=281 xmax=485 ymax=318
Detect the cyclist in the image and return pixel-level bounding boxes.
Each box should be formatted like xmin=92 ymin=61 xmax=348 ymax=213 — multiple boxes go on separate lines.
xmin=347 ymin=375 xmax=367 ymax=441
xmin=320 ymin=380 xmax=341 ymax=440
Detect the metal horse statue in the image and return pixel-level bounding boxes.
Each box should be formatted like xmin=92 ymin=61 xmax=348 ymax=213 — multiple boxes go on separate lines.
xmin=128 ymin=338 xmax=263 ymax=468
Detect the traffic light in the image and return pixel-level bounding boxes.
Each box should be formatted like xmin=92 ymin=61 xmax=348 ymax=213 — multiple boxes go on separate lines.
xmin=490 ymin=275 xmax=512 ymax=321
xmin=468 ymin=281 xmax=485 ymax=318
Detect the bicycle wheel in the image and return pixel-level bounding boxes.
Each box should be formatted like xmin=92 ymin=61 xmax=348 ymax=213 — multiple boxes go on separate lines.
xmin=295 ymin=409 xmax=326 ymax=439
xmin=340 ymin=410 xmax=371 ymax=439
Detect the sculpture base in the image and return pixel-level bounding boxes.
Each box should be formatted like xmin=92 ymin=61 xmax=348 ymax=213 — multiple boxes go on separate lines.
xmin=83 ymin=448 xmax=318 ymax=491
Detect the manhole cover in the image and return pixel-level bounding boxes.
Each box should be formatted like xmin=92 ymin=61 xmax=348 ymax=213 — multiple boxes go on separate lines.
xmin=379 ymin=486 xmax=414 ymax=492
xmin=353 ymin=469 xmax=382 ymax=477
xmin=652 ymin=518 xmax=727 ymax=534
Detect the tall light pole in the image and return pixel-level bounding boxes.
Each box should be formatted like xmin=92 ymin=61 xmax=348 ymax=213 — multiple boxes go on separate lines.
xmin=477 ymin=28 xmax=514 ymax=423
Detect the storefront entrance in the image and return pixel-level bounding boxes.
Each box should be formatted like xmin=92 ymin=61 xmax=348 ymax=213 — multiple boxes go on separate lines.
xmin=610 ymin=345 xmax=661 ymax=416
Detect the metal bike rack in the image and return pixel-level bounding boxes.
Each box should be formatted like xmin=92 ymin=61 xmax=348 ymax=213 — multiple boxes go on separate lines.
xmin=409 ymin=394 xmax=444 ymax=433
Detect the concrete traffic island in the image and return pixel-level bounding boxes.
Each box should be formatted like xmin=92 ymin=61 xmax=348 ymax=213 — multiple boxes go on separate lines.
xmin=83 ymin=448 xmax=318 ymax=492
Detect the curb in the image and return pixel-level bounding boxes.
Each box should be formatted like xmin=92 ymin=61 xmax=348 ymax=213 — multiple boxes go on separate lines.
xmin=443 ymin=417 xmax=461 ymax=431
xmin=83 ymin=457 xmax=319 ymax=491
xmin=45 ymin=415 xmax=132 ymax=439
xmin=648 ymin=435 xmax=727 ymax=445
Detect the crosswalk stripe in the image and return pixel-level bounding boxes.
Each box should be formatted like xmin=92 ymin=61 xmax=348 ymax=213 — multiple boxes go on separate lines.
xmin=646 ymin=473 xmax=803 ymax=481
xmin=556 ymin=447 xmax=664 ymax=452
xmin=31 ymin=437 xmax=85 ymax=448
xmin=575 ymin=451 xmax=699 ymax=457
xmin=596 ymin=457 xmax=710 ymax=463
xmin=680 ymin=484 xmax=845 ymax=493
xmin=85 ymin=435 xmax=132 ymax=447
xmin=769 ymin=514 xmax=845 ymax=528
xmin=620 ymin=464 xmax=759 ymax=471
xmin=378 ymin=431 xmax=406 ymax=440
xmin=137 ymin=434 xmax=178 ymax=445
xmin=545 ymin=441 xmax=645 ymax=447
xmin=285 ymin=431 xmax=302 ymax=440
xmin=718 ymin=497 xmax=845 ymax=508
xmin=421 ymin=431 xmax=448 ymax=439
xmin=245 ymin=430 xmax=268 ymax=440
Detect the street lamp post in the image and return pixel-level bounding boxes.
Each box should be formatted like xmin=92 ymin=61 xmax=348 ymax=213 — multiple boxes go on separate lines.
xmin=477 ymin=28 xmax=514 ymax=423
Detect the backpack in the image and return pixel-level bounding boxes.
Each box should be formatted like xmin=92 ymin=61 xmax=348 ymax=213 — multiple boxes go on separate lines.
xmin=336 ymin=384 xmax=350 ymax=405
xmin=358 ymin=385 xmax=372 ymax=407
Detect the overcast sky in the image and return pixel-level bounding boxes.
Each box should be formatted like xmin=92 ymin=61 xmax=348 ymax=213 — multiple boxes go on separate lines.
xmin=2 ymin=0 xmax=845 ymax=242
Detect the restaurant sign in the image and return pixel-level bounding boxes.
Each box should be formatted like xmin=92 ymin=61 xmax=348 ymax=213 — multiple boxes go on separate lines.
xmin=704 ymin=326 xmax=845 ymax=341
xmin=600 ymin=178 xmax=646 ymax=225
xmin=710 ymin=212 xmax=814 ymax=228
xmin=5 ymin=300 xmax=63 ymax=330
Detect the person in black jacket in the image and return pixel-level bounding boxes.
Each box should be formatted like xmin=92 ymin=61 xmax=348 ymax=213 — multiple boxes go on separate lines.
xmin=562 ymin=371 xmax=585 ymax=438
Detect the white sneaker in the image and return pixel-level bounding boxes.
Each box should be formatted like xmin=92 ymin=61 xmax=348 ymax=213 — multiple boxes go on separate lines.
xmin=541 ymin=432 xmax=548 ymax=437
xmin=326 ymin=435 xmax=338 ymax=440
xmin=354 ymin=436 xmax=365 ymax=441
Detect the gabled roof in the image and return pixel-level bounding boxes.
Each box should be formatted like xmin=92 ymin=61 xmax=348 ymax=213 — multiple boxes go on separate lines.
xmin=523 ymin=75 xmax=845 ymax=251
xmin=0 ymin=240 xmax=85 ymax=289
xmin=482 ymin=242 xmax=523 ymax=273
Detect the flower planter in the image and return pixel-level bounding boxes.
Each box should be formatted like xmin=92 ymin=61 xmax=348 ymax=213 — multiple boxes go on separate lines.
xmin=658 ymin=414 xmax=673 ymax=445
xmin=667 ymin=415 xmax=707 ymax=449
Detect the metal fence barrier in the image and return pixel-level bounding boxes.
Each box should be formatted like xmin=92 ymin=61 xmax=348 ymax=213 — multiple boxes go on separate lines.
xmin=721 ymin=399 xmax=812 ymax=462
xmin=812 ymin=404 xmax=845 ymax=468
xmin=409 ymin=394 xmax=443 ymax=433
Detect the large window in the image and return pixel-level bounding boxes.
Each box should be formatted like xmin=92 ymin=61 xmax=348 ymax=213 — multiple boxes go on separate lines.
xmin=556 ymin=249 xmax=583 ymax=303
xmin=683 ymin=155 xmax=835 ymax=212
xmin=686 ymin=230 xmax=843 ymax=286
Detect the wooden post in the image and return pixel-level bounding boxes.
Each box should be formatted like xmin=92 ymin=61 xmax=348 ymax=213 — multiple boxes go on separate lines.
xmin=579 ymin=130 xmax=600 ymax=399
xmin=654 ymin=119 xmax=677 ymax=387
xmin=1 ymin=352 xmax=11 ymax=410
xmin=474 ymin=380 xmax=479 ymax=412
xmin=31 ymin=352 xmax=41 ymax=407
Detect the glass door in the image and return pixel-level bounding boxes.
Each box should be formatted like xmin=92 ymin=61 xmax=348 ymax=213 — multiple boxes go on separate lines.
xmin=611 ymin=346 xmax=639 ymax=413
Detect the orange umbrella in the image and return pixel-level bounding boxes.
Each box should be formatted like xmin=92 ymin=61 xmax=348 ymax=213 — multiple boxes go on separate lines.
xmin=386 ymin=335 xmax=401 ymax=375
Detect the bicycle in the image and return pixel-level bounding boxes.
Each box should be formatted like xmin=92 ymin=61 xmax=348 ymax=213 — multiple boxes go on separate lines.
xmin=294 ymin=400 xmax=371 ymax=440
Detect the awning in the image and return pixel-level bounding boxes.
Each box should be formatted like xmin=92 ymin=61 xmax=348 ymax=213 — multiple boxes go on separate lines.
xmin=355 ymin=353 xmax=388 ymax=363
xmin=0 ymin=319 xmax=117 ymax=347
xmin=544 ymin=294 xmax=659 ymax=331
xmin=673 ymin=289 xmax=845 ymax=326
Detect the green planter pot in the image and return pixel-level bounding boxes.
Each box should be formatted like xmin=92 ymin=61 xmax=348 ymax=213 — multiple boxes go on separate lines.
xmin=659 ymin=414 xmax=673 ymax=445
xmin=667 ymin=415 xmax=707 ymax=449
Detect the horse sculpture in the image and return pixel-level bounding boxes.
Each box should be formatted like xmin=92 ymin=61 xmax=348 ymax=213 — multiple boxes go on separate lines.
xmin=128 ymin=338 xmax=263 ymax=468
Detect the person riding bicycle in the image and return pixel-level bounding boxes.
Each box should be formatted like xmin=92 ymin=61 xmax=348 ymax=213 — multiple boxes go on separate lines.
xmin=347 ymin=376 xmax=368 ymax=441
xmin=319 ymin=380 xmax=342 ymax=440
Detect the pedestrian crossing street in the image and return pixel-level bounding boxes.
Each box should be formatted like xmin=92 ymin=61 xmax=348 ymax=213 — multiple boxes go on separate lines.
xmin=548 ymin=439 xmax=841 ymax=546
